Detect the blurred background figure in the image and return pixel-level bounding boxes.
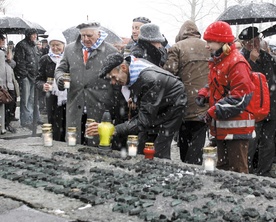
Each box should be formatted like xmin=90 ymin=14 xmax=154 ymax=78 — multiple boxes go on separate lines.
xmin=234 ymin=39 xmax=243 ymax=51
xmin=40 ymin=39 xmax=49 ymax=56
xmin=164 ymin=20 xmax=209 ymax=165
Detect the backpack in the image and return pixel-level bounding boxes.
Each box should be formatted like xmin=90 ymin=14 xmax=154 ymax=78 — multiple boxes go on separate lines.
xmin=248 ymin=72 xmax=270 ymax=122
xmin=211 ymin=71 xmax=270 ymax=122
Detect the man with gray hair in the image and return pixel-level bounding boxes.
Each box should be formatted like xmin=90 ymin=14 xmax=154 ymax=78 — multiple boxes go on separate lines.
xmin=55 ymin=22 xmax=127 ymax=148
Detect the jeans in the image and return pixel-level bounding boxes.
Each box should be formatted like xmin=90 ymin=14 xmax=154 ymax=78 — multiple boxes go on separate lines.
xmin=18 ymin=77 xmax=40 ymax=126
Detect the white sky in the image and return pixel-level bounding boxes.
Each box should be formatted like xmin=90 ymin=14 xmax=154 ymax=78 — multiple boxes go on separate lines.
xmin=4 ymin=0 xmax=276 ymax=44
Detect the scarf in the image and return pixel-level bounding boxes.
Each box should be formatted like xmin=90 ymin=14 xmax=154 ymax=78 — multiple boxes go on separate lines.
xmin=81 ymin=30 xmax=108 ymax=52
xmin=49 ymin=49 xmax=67 ymax=106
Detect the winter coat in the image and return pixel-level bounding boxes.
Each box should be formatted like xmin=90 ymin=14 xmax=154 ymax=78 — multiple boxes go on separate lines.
xmin=55 ymin=37 xmax=126 ymax=145
xmin=36 ymin=55 xmax=56 ymax=90
xmin=164 ymin=20 xmax=210 ymax=121
xmin=13 ymin=36 xmax=40 ymax=82
xmin=241 ymin=48 xmax=276 ymax=120
xmin=115 ymin=63 xmax=187 ymax=135
xmin=131 ymin=39 xmax=168 ymax=67
xmin=0 ymin=50 xmax=5 ymax=87
xmin=204 ymin=45 xmax=255 ymax=140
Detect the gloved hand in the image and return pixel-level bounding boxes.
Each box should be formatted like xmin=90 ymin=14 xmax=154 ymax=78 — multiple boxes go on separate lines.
xmin=198 ymin=112 xmax=212 ymax=123
xmin=195 ymin=96 xmax=206 ymax=107
xmin=57 ymin=77 xmax=65 ymax=91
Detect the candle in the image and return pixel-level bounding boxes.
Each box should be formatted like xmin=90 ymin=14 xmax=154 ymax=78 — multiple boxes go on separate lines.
xmin=64 ymin=81 xmax=70 ymax=89
xmin=204 ymin=158 xmax=215 ymax=171
xmin=128 ymin=144 xmax=137 ymax=156
xmin=43 ymin=133 xmax=53 ymax=147
xmin=68 ymin=137 xmax=76 ymax=146
xmin=48 ymin=84 xmax=53 ymax=91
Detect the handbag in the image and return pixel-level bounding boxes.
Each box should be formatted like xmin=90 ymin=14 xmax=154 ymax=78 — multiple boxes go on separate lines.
xmin=0 ymin=85 xmax=13 ymax=104
xmin=0 ymin=63 xmax=13 ymax=104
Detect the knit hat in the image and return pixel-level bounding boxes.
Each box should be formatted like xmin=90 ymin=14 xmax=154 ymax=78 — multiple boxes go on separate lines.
xmin=133 ymin=17 xmax=151 ymax=24
xmin=7 ymin=40 xmax=14 ymax=45
xmin=238 ymin=26 xmax=260 ymax=40
xmin=76 ymin=22 xmax=100 ymax=30
xmin=139 ymin=23 xmax=165 ymax=43
xmin=203 ymin=21 xmax=235 ymax=43
xmin=47 ymin=30 xmax=66 ymax=45
xmin=99 ymin=52 xmax=124 ymax=78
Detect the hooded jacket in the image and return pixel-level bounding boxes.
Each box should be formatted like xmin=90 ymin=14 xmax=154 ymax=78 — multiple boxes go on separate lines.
xmin=164 ymin=20 xmax=210 ymax=120
xmin=204 ymin=45 xmax=255 ymax=140
xmin=14 ymin=28 xmax=40 ymax=81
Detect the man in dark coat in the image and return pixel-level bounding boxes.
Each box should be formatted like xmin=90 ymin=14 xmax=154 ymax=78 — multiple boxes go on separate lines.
xmin=239 ymin=26 xmax=276 ymax=177
xmin=55 ymin=22 xmax=127 ymax=148
xmin=96 ymin=53 xmax=187 ymax=159
xmin=13 ymin=28 xmax=41 ymax=129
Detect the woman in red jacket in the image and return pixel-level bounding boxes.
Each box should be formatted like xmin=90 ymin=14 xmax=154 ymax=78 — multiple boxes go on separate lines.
xmin=196 ymin=21 xmax=255 ymax=173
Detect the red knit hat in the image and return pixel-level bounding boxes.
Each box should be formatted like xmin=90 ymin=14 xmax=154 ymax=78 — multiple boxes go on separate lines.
xmin=203 ymin=21 xmax=234 ymax=43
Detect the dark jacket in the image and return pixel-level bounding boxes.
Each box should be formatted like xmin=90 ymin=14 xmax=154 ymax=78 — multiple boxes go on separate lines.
xmin=131 ymin=39 xmax=168 ymax=67
xmin=36 ymin=54 xmax=55 ymax=90
xmin=164 ymin=20 xmax=209 ymax=121
xmin=241 ymin=48 xmax=276 ymax=120
xmin=14 ymin=32 xmax=40 ymax=82
xmin=116 ymin=63 xmax=186 ymax=135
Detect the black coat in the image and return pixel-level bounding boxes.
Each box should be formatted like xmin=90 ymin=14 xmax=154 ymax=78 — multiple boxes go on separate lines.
xmin=116 ymin=65 xmax=187 ymax=135
xmin=14 ymin=38 xmax=40 ymax=81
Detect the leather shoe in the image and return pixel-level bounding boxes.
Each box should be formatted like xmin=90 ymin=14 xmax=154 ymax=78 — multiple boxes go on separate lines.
xmin=10 ymin=117 xmax=19 ymax=121
xmin=6 ymin=125 xmax=16 ymax=133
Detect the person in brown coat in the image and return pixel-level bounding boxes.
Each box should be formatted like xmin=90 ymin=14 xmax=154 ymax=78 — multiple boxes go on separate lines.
xmin=164 ymin=20 xmax=210 ymax=164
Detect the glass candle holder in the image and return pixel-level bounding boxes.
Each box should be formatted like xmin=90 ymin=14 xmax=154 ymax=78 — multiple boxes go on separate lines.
xmin=85 ymin=118 xmax=95 ymax=139
xmin=42 ymin=127 xmax=53 ymax=147
xmin=143 ymin=142 xmax=155 ymax=159
xmin=127 ymin=135 xmax=138 ymax=157
xmin=63 ymin=73 xmax=71 ymax=89
xmin=202 ymin=146 xmax=217 ymax=171
xmin=67 ymin=127 xmax=77 ymax=146
xmin=47 ymin=77 xmax=54 ymax=91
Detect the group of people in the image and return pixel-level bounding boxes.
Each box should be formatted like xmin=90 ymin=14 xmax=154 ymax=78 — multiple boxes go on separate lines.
xmin=1 ymin=16 xmax=276 ymax=177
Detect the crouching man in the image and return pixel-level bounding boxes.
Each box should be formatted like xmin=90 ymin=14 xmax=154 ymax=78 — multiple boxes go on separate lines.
xmin=86 ymin=53 xmax=186 ymax=159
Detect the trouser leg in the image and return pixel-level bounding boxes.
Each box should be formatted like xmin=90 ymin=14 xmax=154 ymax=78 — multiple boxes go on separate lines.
xmin=256 ymin=119 xmax=276 ymax=176
xmin=217 ymin=139 xmax=249 ymax=173
xmin=179 ymin=121 xmax=207 ymax=165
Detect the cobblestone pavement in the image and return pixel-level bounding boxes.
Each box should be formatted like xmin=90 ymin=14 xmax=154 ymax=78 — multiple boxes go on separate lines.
xmin=0 ymin=137 xmax=275 ymax=221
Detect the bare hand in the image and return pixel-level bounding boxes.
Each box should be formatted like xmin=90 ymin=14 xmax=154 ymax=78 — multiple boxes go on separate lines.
xmin=86 ymin=122 xmax=99 ymax=136
xmin=43 ymin=83 xmax=51 ymax=92
xmin=250 ymin=48 xmax=259 ymax=62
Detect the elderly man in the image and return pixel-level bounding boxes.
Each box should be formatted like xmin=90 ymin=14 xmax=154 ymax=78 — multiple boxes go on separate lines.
xmin=239 ymin=26 xmax=276 ymax=177
xmin=55 ymin=22 xmax=127 ymax=147
xmin=88 ymin=53 xmax=186 ymax=159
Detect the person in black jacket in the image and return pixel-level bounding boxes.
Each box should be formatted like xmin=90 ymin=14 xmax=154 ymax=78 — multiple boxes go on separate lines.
xmin=13 ymin=28 xmax=42 ymax=129
xmin=239 ymin=26 xmax=276 ymax=177
xmin=88 ymin=53 xmax=187 ymax=159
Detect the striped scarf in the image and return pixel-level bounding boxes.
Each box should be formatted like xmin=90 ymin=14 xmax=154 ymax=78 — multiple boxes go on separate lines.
xmin=81 ymin=30 xmax=108 ymax=52
xmin=128 ymin=56 xmax=153 ymax=86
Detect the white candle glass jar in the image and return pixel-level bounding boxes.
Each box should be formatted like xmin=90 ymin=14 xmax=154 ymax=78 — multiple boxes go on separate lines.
xmin=67 ymin=127 xmax=77 ymax=146
xmin=47 ymin=77 xmax=54 ymax=91
xmin=127 ymin=135 xmax=138 ymax=157
xmin=85 ymin=118 xmax=95 ymax=139
xmin=42 ymin=127 xmax=53 ymax=147
xmin=202 ymin=146 xmax=217 ymax=171
xmin=63 ymin=73 xmax=71 ymax=89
